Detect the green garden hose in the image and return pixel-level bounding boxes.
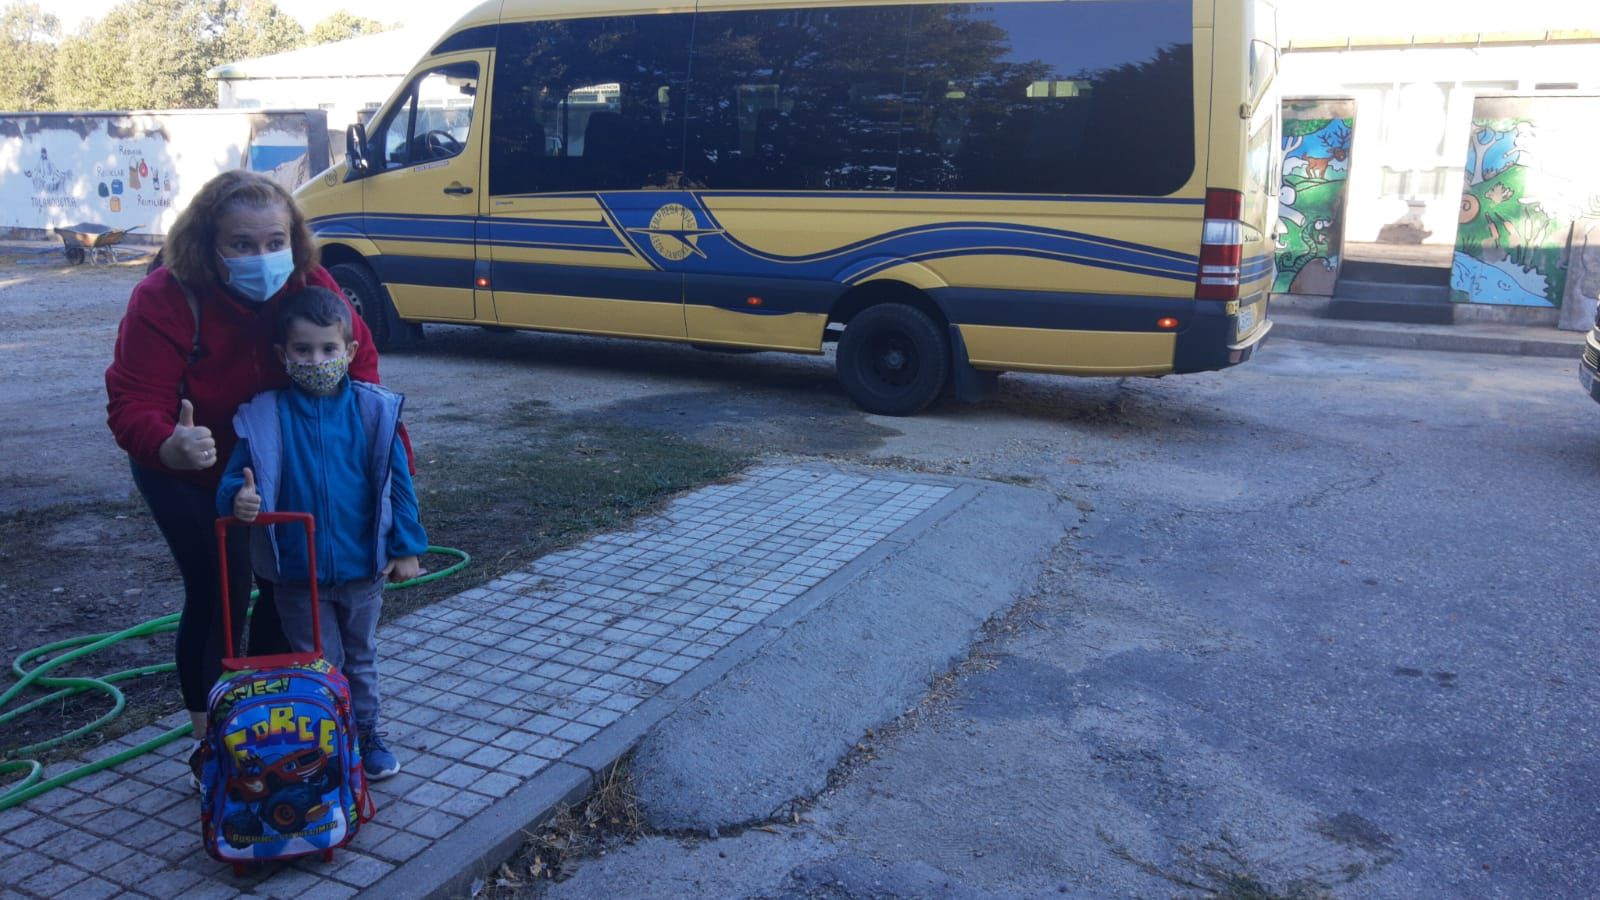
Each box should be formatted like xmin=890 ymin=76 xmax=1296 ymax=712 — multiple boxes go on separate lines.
xmin=0 ymin=546 xmax=469 ymax=812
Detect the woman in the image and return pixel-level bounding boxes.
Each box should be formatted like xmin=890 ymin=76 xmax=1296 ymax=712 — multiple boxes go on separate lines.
xmin=105 ymin=170 xmax=393 ymax=786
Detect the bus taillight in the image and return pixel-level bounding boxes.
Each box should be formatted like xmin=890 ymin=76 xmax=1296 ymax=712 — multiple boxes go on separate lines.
xmin=1196 ymin=188 xmax=1244 ymax=301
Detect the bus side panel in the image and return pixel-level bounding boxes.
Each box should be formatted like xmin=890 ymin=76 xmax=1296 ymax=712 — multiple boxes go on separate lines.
xmin=483 ymin=197 xmax=688 ymax=340
xmin=960 ymin=325 xmax=1175 ymax=375
xmin=692 ymin=195 xmax=1203 ymax=375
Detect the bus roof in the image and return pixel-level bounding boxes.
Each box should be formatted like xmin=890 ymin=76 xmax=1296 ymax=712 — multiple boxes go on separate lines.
xmin=441 ymin=0 xmax=1211 ymax=40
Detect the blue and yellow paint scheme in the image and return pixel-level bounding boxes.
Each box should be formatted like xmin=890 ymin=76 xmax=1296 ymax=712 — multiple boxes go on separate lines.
xmin=297 ymin=0 xmax=1277 ymax=383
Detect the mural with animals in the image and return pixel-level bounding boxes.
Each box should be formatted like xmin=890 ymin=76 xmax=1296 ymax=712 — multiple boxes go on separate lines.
xmin=1274 ymin=100 xmax=1354 ymax=295
xmin=1453 ymin=96 xmax=1600 ymax=307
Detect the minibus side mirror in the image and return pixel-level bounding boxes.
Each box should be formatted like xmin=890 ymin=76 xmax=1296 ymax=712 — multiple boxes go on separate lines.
xmin=346 ymin=124 xmax=372 ymax=177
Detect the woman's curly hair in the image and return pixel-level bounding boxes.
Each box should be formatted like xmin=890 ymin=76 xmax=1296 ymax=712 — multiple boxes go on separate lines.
xmin=162 ymin=170 xmax=317 ymax=287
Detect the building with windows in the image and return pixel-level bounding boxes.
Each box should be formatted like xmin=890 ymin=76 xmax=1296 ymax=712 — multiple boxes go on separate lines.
xmin=208 ymin=26 xmax=444 ymax=139
xmin=1277 ymin=22 xmax=1600 ymax=247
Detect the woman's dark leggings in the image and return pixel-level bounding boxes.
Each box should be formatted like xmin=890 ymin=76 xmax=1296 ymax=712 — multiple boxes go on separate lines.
xmin=130 ymin=461 xmax=288 ymax=712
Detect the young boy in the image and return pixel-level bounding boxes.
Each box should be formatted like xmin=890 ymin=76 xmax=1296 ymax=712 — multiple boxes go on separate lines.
xmin=217 ymin=286 xmax=426 ymax=780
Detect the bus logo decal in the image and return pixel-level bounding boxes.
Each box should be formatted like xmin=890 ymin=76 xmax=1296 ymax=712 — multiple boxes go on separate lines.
xmin=631 ymin=203 xmax=723 ymax=262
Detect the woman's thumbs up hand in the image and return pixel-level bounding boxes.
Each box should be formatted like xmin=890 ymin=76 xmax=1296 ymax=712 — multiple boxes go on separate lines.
xmin=159 ymin=399 xmax=217 ymax=470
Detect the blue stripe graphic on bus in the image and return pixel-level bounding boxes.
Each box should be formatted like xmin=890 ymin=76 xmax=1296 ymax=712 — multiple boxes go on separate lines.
xmin=484 ymin=217 xmax=633 ymax=254
xmin=596 ymin=192 xmax=1198 ymax=284
xmin=313 ymin=196 xmax=1204 ymax=285
xmin=308 ymin=215 xmax=367 ymax=238
xmin=1240 ymin=255 xmax=1274 ymax=282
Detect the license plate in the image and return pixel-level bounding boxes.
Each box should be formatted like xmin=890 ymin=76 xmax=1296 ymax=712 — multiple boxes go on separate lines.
xmin=1237 ymin=302 xmax=1259 ymax=339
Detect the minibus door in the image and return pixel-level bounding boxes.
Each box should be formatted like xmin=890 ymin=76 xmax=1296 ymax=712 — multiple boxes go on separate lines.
xmin=360 ymin=52 xmax=491 ymax=321
xmin=480 ymin=15 xmax=692 ymax=339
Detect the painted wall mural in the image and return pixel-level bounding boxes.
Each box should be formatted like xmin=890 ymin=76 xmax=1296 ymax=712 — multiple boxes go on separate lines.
xmin=1452 ymin=95 xmax=1600 ymax=306
xmin=1275 ymin=98 xmax=1355 ymax=295
xmin=1 ymin=111 xmax=327 ymax=236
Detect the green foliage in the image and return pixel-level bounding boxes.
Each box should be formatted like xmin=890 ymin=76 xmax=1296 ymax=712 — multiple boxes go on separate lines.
xmin=1474 ymin=117 xmax=1528 ymax=134
xmin=1284 ymin=117 xmax=1332 ymax=139
xmin=50 ymin=0 xmax=305 ymax=111
xmin=1455 ymin=165 xmax=1562 ymax=302
xmin=1273 ymin=175 xmax=1345 ymax=292
xmin=219 ymin=0 xmax=305 ymax=63
xmin=308 ymin=10 xmax=392 ymax=46
xmin=0 ymin=2 xmax=59 ymax=111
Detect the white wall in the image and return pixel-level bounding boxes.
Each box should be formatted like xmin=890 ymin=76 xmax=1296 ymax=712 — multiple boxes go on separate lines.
xmin=0 ymin=110 xmax=327 ymax=235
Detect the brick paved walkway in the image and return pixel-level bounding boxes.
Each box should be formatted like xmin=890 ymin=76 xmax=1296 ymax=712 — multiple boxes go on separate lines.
xmin=0 ymin=466 xmax=952 ymax=898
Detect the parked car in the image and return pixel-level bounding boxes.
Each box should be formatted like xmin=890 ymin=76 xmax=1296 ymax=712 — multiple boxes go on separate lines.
xmin=1581 ymin=301 xmax=1600 ymax=405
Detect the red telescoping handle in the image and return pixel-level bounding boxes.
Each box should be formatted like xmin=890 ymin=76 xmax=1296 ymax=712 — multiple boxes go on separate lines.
xmin=215 ymin=512 xmax=321 ymax=670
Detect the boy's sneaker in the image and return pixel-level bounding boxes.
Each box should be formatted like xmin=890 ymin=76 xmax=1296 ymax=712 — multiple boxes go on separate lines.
xmin=188 ymin=742 xmax=204 ymax=792
xmin=360 ymin=728 xmax=401 ymax=780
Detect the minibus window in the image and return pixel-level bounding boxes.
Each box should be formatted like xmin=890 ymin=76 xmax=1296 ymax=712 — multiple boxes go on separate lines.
xmin=679 ymin=0 xmax=1192 ymax=196
xmin=1244 ymin=1 xmax=1278 ymax=116
xmin=490 ymin=16 xmax=691 ymax=195
xmin=898 ymin=0 xmax=1193 ymax=195
xmin=684 ymin=5 xmax=910 ymax=191
xmin=371 ymin=63 xmax=480 ymax=171
xmin=1246 ymin=40 xmax=1277 ymax=115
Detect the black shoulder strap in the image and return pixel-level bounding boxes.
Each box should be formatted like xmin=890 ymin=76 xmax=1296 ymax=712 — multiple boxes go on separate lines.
xmin=175 ymin=276 xmax=202 ymax=363
xmin=175 ymin=275 xmax=202 ymax=401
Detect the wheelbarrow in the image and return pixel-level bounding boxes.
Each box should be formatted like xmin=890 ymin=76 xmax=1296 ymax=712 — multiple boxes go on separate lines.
xmin=56 ymin=223 xmax=141 ymax=265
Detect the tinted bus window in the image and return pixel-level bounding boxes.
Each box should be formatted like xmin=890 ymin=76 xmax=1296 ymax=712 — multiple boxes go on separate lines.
xmin=684 ymin=5 xmax=912 ymax=191
xmin=490 ymin=16 xmax=691 ymax=195
xmin=898 ymin=0 xmax=1193 ymax=196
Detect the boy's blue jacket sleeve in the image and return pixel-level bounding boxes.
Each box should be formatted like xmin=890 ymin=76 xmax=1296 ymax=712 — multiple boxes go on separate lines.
xmin=387 ymin=434 xmax=428 ymax=558
xmin=216 ymin=439 xmax=252 ymax=517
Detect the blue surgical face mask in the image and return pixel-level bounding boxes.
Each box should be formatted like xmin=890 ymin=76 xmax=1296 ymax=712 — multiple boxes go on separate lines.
xmin=219 ymin=249 xmax=295 ymax=304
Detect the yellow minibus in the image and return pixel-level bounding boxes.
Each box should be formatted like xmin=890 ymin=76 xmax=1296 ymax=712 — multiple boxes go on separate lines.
xmin=296 ymin=0 xmax=1280 ymax=415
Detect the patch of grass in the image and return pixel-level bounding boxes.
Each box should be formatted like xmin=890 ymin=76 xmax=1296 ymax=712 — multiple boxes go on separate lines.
xmin=386 ymin=419 xmax=747 ymax=622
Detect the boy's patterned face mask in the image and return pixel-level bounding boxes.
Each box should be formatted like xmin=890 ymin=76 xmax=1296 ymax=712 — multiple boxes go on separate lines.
xmin=285 ymin=355 xmax=349 ymax=396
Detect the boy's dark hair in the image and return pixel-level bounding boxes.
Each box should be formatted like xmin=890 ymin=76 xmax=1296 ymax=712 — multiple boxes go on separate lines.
xmin=275 ymin=286 xmax=354 ymax=345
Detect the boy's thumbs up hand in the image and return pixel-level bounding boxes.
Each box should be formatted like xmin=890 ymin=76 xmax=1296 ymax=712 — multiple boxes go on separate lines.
xmin=233 ymin=466 xmax=261 ymax=523
xmin=162 ymin=399 xmax=217 ymax=469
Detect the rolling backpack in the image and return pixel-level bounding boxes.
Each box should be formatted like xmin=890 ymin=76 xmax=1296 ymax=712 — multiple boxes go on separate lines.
xmin=198 ymin=512 xmax=374 ymax=874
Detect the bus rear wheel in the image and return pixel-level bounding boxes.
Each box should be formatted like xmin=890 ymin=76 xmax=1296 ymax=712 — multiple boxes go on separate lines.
xmin=837 ymin=303 xmax=949 ymax=416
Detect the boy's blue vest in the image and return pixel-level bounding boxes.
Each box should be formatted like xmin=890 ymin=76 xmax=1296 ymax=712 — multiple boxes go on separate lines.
xmin=231 ymin=382 xmax=403 ymax=583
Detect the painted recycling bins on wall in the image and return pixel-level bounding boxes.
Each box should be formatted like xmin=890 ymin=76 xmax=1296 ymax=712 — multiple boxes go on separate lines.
xmin=1453 ymin=94 xmax=1600 ymax=306
xmin=1275 ymin=98 xmax=1354 ymax=296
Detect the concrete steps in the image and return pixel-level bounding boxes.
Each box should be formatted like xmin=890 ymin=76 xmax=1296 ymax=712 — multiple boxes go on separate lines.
xmin=1329 ymin=259 xmax=1455 ymax=325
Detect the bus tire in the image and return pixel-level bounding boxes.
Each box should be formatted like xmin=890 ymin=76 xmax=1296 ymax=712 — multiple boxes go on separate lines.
xmin=836 ymin=302 xmax=949 ymax=416
xmin=329 ymin=261 xmax=407 ymax=351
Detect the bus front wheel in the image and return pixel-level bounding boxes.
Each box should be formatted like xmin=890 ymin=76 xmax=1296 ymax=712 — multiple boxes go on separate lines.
xmin=837 ymin=303 xmax=949 ymax=416
xmin=329 ymin=262 xmax=407 ymax=351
